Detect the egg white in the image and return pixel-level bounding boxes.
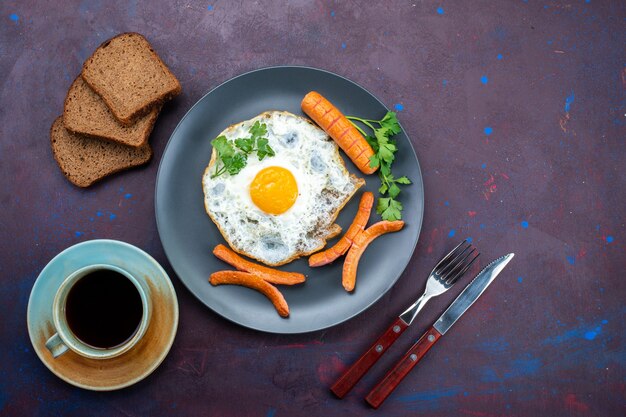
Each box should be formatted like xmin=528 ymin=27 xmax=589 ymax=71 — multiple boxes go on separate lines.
xmin=203 ymin=111 xmax=364 ymax=266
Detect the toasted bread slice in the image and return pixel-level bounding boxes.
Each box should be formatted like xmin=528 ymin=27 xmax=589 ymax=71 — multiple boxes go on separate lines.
xmin=63 ymin=77 xmax=160 ymax=147
xmin=50 ymin=117 xmax=152 ymax=188
xmin=81 ymin=32 xmax=181 ymax=125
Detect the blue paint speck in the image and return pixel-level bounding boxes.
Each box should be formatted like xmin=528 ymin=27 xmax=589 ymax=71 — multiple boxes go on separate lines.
xmin=583 ymin=331 xmax=597 ymax=340
xmin=481 ymin=75 xmax=489 ymax=84
xmin=330 ymin=11 xmax=335 ymax=17
xmin=481 ymin=163 xmax=487 ymax=169
xmin=564 ymin=91 xmax=575 ymax=112
xmin=463 ymin=391 xmax=469 ymax=397
xmin=606 ymin=235 xmax=613 ymax=243
xmin=497 ymin=53 xmax=503 ymax=60
xmin=9 ymin=13 xmax=19 ymax=22
xmin=484 ymin=126 xmax=493 ymax=135
xmin=124 ymin=193 xmax=132 ymax=199
xmin=341 ymin=42 xmax=346 ymax=49
xmin=442 ymin=79 xmax=448 ymax=86
xmin=89 ymin=217 xmax=94 ymax=222
xmin=396 ymin=386 xmax=462 ymax=403
xmin=448 ymin=229 xmax=456 ymax=238
xmin=595 ymin=224 xmax=600 ymax=231
xmin=601 ymin=319 xmax=608 ymax=324
xmin=75 ymin=232 xmax=83 ymax=237
xmin=444 ymin=201 xmax=450 ymax=207
xmin=119 ymin=187 xmax=124 ymax=192
xmin=518 ymin=276 xmax=523 ymax=283
xmin=521 ymin=220 xmax=529 ymax=228
xmin=109 ymin=213 xmax=117 ymax=220
xmin=506 ymin=357 xmax=542 ymax=378
xmin=566 ymin=256 xmax=575 ymax=265
xmin=480 ymin=223 xmax=485 ymax=229
xmin=466 ymin=237 xmax=473 ymax=243
xmin=394 ymin=103 xmax=404 ymax=112
xmin=437 ymin=7 xmax=444 ymax=15
xmin=266 ymin=409 xmax=276 ymax=417
xmin=207 ymin=5 xmax=213 ymax=11
xmin=96 ymin=211 xmax=103 ymax=217
xmin=585 ymin=0 xmax=590 ymax=3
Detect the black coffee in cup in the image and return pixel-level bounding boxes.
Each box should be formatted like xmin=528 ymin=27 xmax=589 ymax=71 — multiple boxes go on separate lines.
xmin=65 ymin=269 xmax=143 ymax=349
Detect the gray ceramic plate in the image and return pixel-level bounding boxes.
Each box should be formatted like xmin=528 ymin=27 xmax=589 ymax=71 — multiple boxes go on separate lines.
xmin=155 ymin=66 xmax=424 ymax=333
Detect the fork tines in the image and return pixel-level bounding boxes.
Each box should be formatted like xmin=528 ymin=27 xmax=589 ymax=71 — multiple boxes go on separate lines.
xmin=434 ymin=240 xmax=479 ymax=286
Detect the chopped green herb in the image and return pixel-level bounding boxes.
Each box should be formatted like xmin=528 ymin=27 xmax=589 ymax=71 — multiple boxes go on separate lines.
xmin=211 ymin=122 xmax=275 ymax=178
xmin=347 ymin=111 xmax=411 ymax=221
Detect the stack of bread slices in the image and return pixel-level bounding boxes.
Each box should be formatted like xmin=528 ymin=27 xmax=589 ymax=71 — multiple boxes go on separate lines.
xmin=51 ymin=33 xmax=181 ymax=187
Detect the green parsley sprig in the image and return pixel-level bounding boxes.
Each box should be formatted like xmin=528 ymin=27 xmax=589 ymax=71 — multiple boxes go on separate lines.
xmin=211 ymin=121 xmax=275 ymax=178
xmin=346 ymin=112 xmax=411 ymax=221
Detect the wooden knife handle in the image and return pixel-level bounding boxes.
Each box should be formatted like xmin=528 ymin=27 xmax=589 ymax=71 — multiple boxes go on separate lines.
xmin=365 ymin=326 xmax=442 ymax=409
xmin=331 ymin=317 xmax=409 ymax=398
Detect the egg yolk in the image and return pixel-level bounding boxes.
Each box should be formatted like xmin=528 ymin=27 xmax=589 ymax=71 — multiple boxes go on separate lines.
xmin=249 ymin=166 xmax=298 ymax=215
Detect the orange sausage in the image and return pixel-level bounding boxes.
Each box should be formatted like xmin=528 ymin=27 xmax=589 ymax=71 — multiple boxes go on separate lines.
xmin=301 ymin=91 xmax=377 ymax=175
xmin=342 ymin=221 xmax=405 ymax=292
xmin=309 ymin=192 xmax=375 ymax=267
xmin=213 ymin=244 xmax=305 ymax=285
xmin=210 ymin=271 xmax=289 ymax=317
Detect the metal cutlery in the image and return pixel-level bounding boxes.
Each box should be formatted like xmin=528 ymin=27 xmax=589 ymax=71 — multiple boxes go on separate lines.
xmin=330 ymin=240 xmax=479 ymax=398
xmin=365 ymin=253 xmax=515 ymax=408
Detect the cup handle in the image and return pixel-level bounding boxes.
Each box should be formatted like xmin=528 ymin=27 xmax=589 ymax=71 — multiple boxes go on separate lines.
xmin=45 ymin=333 xmax=69 ymax=358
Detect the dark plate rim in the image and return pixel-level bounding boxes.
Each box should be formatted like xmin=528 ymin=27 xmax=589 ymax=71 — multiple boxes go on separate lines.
xmin=155 ymin=65 xmax=424 ymax=334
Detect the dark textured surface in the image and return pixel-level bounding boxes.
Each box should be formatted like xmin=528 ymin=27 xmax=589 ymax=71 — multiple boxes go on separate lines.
xmin=1 ymin=1 xmax=624 ymax=416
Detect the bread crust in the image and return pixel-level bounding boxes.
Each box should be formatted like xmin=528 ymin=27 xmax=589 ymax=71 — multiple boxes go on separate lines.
xmin=202 ymin=111 xmax=365 ymax=266
xmin=63 ymin=76 xmax=161 ymax=147
xmin=50 ymin=117 xmax=152 ymax=188
xmin=81 ymin=32 xmax=181 ymax=125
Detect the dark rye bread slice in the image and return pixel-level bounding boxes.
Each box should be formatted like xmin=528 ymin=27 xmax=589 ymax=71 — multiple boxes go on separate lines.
xmin=50 ymin=117 xmax=152 ymax=188
xmin=63 ymin=77 xmax=161 ymax=147
xmin=81 ymin=32 xmax=181 ymax=125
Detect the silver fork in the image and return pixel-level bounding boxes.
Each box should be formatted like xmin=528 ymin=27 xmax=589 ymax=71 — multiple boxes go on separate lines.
xmin=331 ymin=240 xmax=479 ymax=398
xmin=399 ymin=240 xmax=479 ymax=325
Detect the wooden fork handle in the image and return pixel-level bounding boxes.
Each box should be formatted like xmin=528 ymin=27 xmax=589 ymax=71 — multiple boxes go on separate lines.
xmin=365 ymin=326 xmax=442 ymax=409
xmin=331 ymin=317 xmax=409 ymax=398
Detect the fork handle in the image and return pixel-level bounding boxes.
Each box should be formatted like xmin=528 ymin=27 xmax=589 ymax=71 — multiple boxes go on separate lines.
xmin=365 ymin=326 xmax=442 ymax=408
xmin=331 ymin=317 xmax=409 ymax=398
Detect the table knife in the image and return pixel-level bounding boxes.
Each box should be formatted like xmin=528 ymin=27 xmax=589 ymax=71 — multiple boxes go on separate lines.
xmin=365 ymin=253 xmax=514 ymax=408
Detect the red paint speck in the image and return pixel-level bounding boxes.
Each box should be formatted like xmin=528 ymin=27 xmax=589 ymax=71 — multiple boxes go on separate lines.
xmin=500 ymin=172 xmax=510 ymax=180
xmin=317 ymin=355 xmax=345 ymax=385
xmin=564 ymin=393 xmax=589 ymax=412
xmin=482 ymin=175 xmax=498 ymax=200
xmin=426 ymin=228 xmax=439 ymax=254
xmin=468 ymin=211 xmax=477 ymax=217
xmin=276 ymin=340 xmax=323 ymax=349
xmin=578 ymin=248 xmax=587 ymax=258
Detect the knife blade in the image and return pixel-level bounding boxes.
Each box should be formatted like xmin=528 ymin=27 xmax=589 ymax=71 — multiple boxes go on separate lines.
xmin=433 ymin=253 xmax=514 ymax=335
xmin=330 ymin=240 xmax=479 ymax=399
xmin=365 ymin=253 xmax=514 ymax=408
